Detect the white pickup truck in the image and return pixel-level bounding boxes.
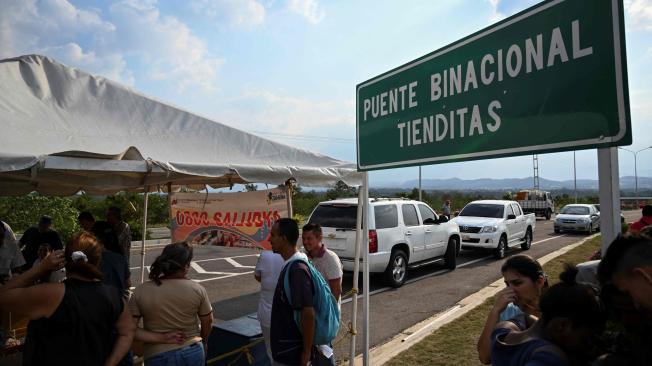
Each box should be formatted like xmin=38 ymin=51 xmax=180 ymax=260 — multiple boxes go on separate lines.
xmin=451 ymin=200 xmax=536 ymax=259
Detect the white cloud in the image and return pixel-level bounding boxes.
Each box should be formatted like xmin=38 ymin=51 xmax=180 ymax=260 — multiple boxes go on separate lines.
xmin=0 ymin=0 xmax=223 ymax=91
xmin=485 ymin=0 xmax=539 ymax=22
xmin=223 ymin=88 xmax=352 ymax=136
xmin=0 ymin=0 xmax=131 ymax=83
xmin=625 ymin=0 xmax=652 ymax=31
xmin=487 ymin=0 xmax=652 ymax=31
xmin=41 ymin=43 xmax=134 ymax=85
xmin=110 ymin=0 xmax=224 ymax=91
xmin=190 ymin=0 xmax=266 ymax=28
xmin=287 ymin=0 xmax=324 ymax=24
xmin=486 ymin=0 xmax=503 ymax=22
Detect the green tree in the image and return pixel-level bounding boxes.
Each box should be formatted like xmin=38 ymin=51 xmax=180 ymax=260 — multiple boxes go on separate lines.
xmin=325 ymin=181 xmax=357 ymax=201
xmin=0 ymin=193 xmax=81 ymax=243
xmin=244 ymin=183 xmax=258 ymax=191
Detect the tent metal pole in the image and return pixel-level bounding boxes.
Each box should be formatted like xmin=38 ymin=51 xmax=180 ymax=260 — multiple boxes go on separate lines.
xmin=140 ymin=186 xmax=150 ymax=284
xmin=349 ymin=185 xmax=364 ymax=365
xmin=285 ymin=183 xmax=293 ymax=218
xmin=362 ymin=173 xmax=370 ymax=366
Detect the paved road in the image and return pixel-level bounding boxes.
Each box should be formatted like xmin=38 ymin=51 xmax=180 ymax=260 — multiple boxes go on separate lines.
xmin=128 ymin=210 xmax=641 ymax=360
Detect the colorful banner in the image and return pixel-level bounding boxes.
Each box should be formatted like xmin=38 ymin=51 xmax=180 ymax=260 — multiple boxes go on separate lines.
xmin=170 ymin=188 xmax=288 ymax=250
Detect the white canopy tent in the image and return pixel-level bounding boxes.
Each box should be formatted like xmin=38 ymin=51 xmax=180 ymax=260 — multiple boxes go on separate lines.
xmin=0 ymin=55 xmax=362 ymax=194
xmin=0 ymin=54 xmax=371 ymax=365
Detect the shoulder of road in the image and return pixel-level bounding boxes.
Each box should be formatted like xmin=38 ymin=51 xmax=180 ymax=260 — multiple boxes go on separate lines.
xmin=353 ymin=233 xmax=599 ymax=366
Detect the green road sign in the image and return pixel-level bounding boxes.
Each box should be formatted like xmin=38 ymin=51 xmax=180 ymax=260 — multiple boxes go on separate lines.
xmin=356 ymin=0 xmax=631 ymax=171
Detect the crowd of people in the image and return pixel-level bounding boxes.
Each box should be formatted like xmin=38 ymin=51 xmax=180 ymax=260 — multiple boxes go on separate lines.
xmin=0 ymin=207 xmax=218 ymax=366
xmin=1 ymin=204 xmax=651 ymax=365
xmin=479 ymin=205 xmax=652 ymax=365
xmin=0 ymin=210 xmax=343 ymax=366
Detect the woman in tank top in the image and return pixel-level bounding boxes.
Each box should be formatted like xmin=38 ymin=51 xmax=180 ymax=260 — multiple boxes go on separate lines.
xmin=0 ymin=232 xmax=134 ymax=365
xmin=129 ymin=242 xmax=213 ymax=366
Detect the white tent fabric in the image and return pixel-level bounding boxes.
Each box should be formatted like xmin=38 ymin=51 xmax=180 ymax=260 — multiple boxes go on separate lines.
xmin=0 ymin=55 xmax=362 ymax=195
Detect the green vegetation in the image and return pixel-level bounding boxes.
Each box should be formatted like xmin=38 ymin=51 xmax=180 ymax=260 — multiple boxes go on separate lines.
xmin=1 ymin=180 xmax=635 ymax=245
xmin=0 ymin=192 xmax=169 ymax=243
xmin=385 ymin=236 xmax=602 ymax=366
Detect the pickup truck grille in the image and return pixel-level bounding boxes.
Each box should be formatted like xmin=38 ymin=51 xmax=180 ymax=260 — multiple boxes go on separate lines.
xmin=462 ymin=238 xmax=480 ymax=243
xmin=459 ymin=226 xmax=482 ymax=233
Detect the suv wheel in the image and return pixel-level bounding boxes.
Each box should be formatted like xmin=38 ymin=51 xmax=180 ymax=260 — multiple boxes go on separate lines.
xmin=493 ymin=235 xmax=507 ymax=259
xmin=444 ymin=237 xmax=458 ymax=270
xmin=521 ymin=229 xmax=532 ymax=250
xmin=384 ymin=249 xmax=408 ymax=287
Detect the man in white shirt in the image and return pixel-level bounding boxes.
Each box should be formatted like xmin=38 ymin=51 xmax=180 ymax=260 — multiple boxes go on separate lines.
xmin=0 ymin=221 xmax=25 ymax=284
xmin=301 ymin=223 xmax=343 ymax=306
xmin=254 ymin=250 xmax=284 ymax=362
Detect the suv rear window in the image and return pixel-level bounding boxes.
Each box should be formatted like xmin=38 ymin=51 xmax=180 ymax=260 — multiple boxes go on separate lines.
xmin=374 ymin=205 xmax=398 ymax=229
xmin=309 ymin=205 xmax=357 ymax=229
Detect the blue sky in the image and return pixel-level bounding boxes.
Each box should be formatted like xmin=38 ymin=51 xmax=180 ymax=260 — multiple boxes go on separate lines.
xmin=1 ymin=0 xmax=651 ymax=187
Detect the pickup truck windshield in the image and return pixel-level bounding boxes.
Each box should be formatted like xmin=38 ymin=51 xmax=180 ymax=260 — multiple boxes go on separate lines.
xmin=560 ymin=206 xmax=589 ymax=215
xmin=459 ymin=204 xmax=505 ymax=218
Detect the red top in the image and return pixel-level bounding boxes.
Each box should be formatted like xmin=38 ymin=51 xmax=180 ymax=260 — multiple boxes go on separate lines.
xmin=629 ymin=216 xmax=652 ymax=233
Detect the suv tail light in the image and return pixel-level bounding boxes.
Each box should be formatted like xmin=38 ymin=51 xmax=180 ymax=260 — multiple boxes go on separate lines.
xmin=369 ymin=230 xmax=378 ymax=253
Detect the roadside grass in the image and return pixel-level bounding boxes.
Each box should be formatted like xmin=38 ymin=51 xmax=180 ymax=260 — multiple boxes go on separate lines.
xmin=385 ymin=235 xmax=602 ymax=366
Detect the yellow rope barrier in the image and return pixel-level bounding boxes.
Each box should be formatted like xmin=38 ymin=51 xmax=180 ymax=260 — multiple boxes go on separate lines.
xmin=206 ymin=338 xmax=265 ymax=365
xmin=207 ymin=287 xmax=361 ymax=364
xmin=329 ymin=287 xmax=360 ymax=347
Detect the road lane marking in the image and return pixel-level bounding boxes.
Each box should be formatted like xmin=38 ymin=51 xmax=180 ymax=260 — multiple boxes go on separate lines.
xmin=342 ymin=234 xmax=567 ymax=304
xmin=194 ymin=253 xmax=260 ymax=263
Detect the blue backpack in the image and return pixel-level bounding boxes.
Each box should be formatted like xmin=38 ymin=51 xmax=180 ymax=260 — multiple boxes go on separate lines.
xmin=283 ymin=257 xmax=341 ymax=345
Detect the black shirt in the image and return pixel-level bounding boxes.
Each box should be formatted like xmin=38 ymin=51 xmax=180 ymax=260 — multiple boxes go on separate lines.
xmin=22 ymin=278 xmax=123 ymax=366
xmin=19 ymin=227 xmax=63 ymax=266
xmin=270 ymin=259 xmax=314 ymax=365
xmin=100 ymin=250 xmax=130 ymax=297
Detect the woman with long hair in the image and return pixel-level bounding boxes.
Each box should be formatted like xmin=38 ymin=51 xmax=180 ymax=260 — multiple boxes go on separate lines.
xmin=477 ymin=254 xmax=548 ymax=364
xmin=490 ymin=264 xmax=605 ymax=365
xmin=0 ymin=232 xmax=134 ymax=365
xmin=129 ymin=242 xmax=213 ymax=366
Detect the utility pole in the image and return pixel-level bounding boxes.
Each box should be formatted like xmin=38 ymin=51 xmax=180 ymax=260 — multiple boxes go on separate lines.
xmin=619 ymin=146 xmax=652 ymax=208
xmin=533 ymin=154 xmax=540 ymax=190
xmin=574 ymin=151 xmax=577 ymax=203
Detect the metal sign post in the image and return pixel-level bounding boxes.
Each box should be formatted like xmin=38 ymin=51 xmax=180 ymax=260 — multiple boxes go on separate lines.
xmin=362 ymin=173 xmax=370 ymax=366
xmin=598 ymin=148 xmax=621 ymax=254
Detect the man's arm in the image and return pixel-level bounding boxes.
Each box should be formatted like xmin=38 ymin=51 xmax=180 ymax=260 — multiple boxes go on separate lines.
xmin=328 ymin=278 xmax=342 ymax=302
xmin=131 ymin=316 xmax=185 ymax=344
xmin=300 ymin=307 xmax=315 ymax=366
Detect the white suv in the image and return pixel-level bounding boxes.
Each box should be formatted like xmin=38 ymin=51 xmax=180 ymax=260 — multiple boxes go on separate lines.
xmin=307 ymin=198 xmax=460 ymax=287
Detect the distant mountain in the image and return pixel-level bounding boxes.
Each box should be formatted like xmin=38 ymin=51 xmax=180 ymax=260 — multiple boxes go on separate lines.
xmin=392 ymin=176 xmax=652 ymax=190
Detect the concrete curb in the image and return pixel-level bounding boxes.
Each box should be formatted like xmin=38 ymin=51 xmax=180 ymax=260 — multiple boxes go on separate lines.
xmin=354 ymin=233 xmax=600 ymax=366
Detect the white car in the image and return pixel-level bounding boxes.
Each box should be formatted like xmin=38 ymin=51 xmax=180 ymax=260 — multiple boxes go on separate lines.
xmin=307 ymin=198 xmax=460 ymax=287
xmin=554 ymin=204 xmax=600 ymax=234
xmin=452 ymin=200 xmax=536 ymax=259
